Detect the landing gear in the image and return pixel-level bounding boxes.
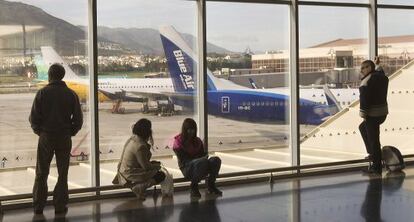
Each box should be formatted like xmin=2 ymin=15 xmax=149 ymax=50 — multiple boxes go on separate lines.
xmin=111 ymin=99 xmax=125 ymax=114
xmin=157 ymin=100 xmax=175 ymax=116
xmin=142 ymin=101 xmax=149 ymax=114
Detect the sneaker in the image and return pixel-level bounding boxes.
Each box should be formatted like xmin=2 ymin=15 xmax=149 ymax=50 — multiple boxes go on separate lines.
xmin=362 ymin=165 xmax=382 ymax=175
xmin=207 ymin=186 xmax=223 ymax=196
xmin=190 ymin=183 xmax=201 ymax=198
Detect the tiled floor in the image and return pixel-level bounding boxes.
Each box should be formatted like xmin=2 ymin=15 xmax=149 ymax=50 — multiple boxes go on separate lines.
xmin=2 ymin=167 xmax=414 ymax=222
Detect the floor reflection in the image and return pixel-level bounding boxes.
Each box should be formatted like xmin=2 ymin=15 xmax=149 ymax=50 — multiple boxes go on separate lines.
xmin=5 ymin=168 xmax=414 ymax=222
xmin=113 ymin=196 xmax=174 ymax=222
xmin=360 ymin=172 xmax=405 ymax=222
xmin=178 ymin=199 xmax=221 ymax=222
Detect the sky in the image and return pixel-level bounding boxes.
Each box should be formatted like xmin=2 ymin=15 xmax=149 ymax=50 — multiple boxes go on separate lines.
xmin=10 ymin=0 xmax=414 ymax=53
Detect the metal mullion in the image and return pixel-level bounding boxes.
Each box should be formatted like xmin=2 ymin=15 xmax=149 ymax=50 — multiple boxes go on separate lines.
xmin=197 ymin=0 xmax=208 ymax=152
xmin=88 ymin=0 xmax=100 ymax=193
xmin=290 ymin=0 xmax=300 ymax=169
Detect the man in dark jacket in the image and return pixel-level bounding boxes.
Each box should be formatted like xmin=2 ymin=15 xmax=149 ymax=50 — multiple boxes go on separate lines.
xmin=359 ymin=57 xmax=389 ymax=174
xmin=29 ymin=63 xmax=83 ymax=214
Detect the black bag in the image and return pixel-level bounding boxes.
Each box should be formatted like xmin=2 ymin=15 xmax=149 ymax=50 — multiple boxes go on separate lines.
xmin=382 ymin=146 xmax=405 ymax=172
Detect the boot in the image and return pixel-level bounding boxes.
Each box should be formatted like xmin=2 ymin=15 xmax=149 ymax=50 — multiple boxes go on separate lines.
xmin=131 ymin=184 xmax=147 ymax=200
xmin=190 ymin=182 xmax=201 ymax=198
xmin=206 ymin=177 xmax=222 ymax=196
xmin=362 ymin=164 xmax=382 ymax=175
xmin=131 ymin=179 xmax=156 ymax=200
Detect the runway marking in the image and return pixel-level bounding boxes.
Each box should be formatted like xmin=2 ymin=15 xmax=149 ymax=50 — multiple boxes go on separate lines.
xmin=0 ymin=185 xmax=16 ymax=195
xmin=79 ymin=163 xmax=116 ymax=176
xmin=214 ymin=152 xmax=290 ymax=166
xmin=253 ymin=149 xmax=342 ymax=162
xmin=26 ymin=167 xmax=84 ymax=189
xmin=300 ymin=147 xmax=365 ymax=157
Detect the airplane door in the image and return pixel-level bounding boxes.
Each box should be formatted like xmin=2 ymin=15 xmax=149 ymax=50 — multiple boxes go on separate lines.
xmin=221 ymin=96 xmax=230 ymax=113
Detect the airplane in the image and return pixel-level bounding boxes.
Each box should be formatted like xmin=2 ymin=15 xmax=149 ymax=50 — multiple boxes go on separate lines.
xmin=159 ymin=26 xmax=360 ymax=125
xmin=34 ymin=47 xmax=175 ymax=113
xmin=32 ymin=27 xmax=359 ymax=124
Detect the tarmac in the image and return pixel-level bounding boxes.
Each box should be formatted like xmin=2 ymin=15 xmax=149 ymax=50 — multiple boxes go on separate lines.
xmin=0 ymin=91 xmax=367 ymax=196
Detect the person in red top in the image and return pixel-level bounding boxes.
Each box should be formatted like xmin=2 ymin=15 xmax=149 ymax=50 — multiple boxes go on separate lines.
xmin=173 ymin=118 xmax=222 ymax=198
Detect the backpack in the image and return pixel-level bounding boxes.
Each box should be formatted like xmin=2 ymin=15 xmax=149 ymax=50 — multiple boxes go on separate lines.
xmin=382 ymin=146 xmax=405 ymax=172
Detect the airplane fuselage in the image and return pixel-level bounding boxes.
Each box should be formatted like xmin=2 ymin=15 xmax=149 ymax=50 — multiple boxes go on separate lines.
xmin=175 ymin=90 xmax=329 ymax=125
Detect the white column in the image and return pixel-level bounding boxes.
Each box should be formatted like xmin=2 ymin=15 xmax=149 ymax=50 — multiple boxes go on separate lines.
xmin=197 ymin=0 xmax=208 ymax=149
xmin=88 ymin=0 xmax=99 ymax=188
xmin=369 ymin=0 xmax=378 ymax=59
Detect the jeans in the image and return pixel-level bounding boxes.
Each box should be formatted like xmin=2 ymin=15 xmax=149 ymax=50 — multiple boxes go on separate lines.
xmin=359 ymin=116 xmax=386 ymax=168
xmin=184 ymin=156 xmax=221 ymax=185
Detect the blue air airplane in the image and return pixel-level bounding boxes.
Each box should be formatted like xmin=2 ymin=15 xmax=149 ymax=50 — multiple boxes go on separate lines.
xmin=159 ymin=26 xmax=358 ymax=125
xmin=33 ymin=27 xmax=358 ymax=124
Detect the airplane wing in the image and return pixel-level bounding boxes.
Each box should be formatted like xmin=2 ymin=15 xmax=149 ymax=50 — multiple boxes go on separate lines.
xmin=98 ymin=87 xmax=192 ymax=102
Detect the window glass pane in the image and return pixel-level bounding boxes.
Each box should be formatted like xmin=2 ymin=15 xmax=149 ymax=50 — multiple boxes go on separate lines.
xmin=97 ymin=0 xmax=198 ymax=185
xmin=378 ymin=9 xmax=414 ymax=155
xmin=299 ymin=6 xmax=369 ymax=165
xmin=207 ymin=2 xmax=291 ymax=171
xmin=0 ymin=0 xmax=91 ymax=195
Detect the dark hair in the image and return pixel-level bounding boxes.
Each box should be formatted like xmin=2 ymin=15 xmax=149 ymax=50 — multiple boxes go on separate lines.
xmin=132 ymin=118 xmax=152 ymax=142
xmin=181 ymin=118 xmax=197 ymax=144
xmin=48 ymin=63 xmax=65 ymax=81
xmin=362 ymin=60 xmax=375 ymax=73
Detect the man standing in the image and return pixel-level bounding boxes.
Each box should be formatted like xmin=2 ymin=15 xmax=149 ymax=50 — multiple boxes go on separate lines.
xmin=29 ymin=63 xmax=83 ymax=214
xmin=359 ymin=57 xmax=389 ymax=174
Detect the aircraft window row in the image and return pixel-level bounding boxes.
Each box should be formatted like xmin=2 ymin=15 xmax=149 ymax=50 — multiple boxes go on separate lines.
xmin=242 ymin=101 xmax=285 ymax=107
xmin=240 ymin=101 xmax=329 ymax=107
xmin=299 ymin=101 xmax=327 ymax=106
xmin=97 ymin=85 xmax=172 ymax=89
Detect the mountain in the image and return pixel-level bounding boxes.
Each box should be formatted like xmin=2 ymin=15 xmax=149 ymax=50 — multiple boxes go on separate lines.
xmin=96 ymin=26 xmax=231 ymax=55
xmin=0 ymin=0 xmax=230 ymax=56
xmin=0 ymin=0 xmax=85 ymax=56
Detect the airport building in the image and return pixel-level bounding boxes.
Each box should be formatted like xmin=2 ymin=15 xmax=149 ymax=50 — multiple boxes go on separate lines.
xmin=0 ymin=0 xmax=414 ymax=221
xmin=252 ymin=35 xmax=414 ymax=75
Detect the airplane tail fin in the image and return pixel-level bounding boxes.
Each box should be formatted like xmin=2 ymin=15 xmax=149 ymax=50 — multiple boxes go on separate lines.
xmin=159 ymin=26 xmax=225 ymax=93
xmin=323 ymin=85 xmax=341 ymax=114
xmin=159 ymin=26 xmax=197 ymax=93
xmin=35 ymin=46 xmax=81 ymax=81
